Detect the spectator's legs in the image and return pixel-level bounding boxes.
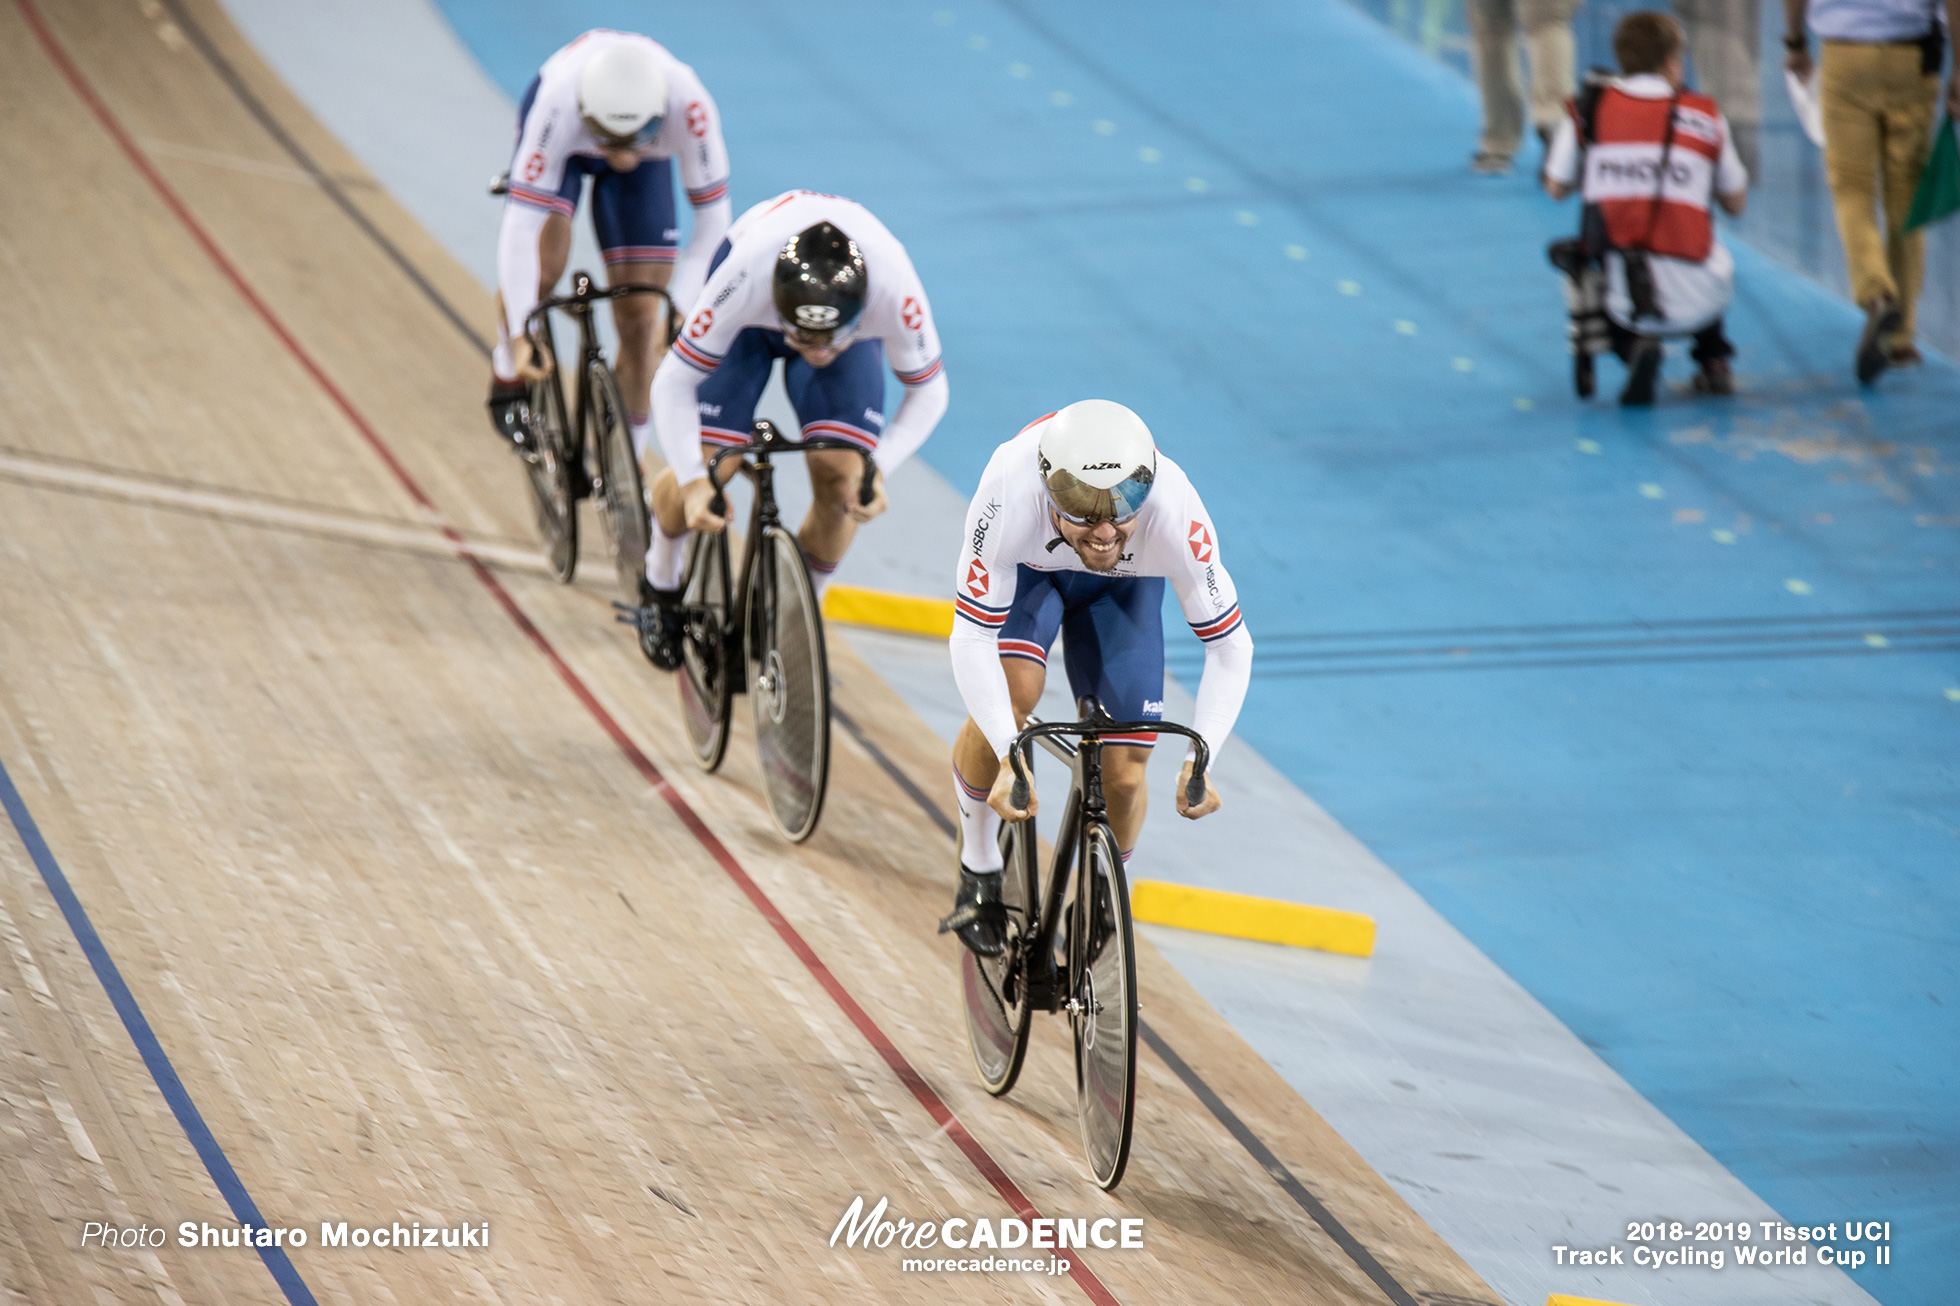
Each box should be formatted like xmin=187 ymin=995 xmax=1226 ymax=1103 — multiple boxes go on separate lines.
xmin=1675 ymin=0 xmax=1762 ymax=177
xmin=1518 ymin=0 xmax=1579 ymax=145
xmin=1467 ymin=0 xmax=1525 ymax=162
xmin=1820 ymin=42 xmax=1898 ymax=314
xmin=1877 ymin=73 xmax=1940 ymax=343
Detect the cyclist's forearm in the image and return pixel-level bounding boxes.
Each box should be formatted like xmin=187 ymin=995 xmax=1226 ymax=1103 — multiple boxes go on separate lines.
xmin=669 ymin=197 xmax=732 ymax=312
xmin=874 ymin=370 xmax=949 ymax=474
xmin=650 ymin=356 xmax=708 ymax=483
xmin=951 ymin=626 xmax=1018 ymax=757
xmin=497 ymin=203 xmax=552 ymax=349
xmin=1191 ymin=625 xmax=1253 ymax=765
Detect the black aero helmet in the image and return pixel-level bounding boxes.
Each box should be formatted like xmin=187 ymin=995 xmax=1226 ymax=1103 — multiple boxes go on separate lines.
xmin=773 ymin=222 xmax=868 ymax=338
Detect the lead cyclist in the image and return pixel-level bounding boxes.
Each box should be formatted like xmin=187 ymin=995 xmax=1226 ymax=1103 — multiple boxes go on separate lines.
xmin=937 ymin=401 xmax=1255 ymax=956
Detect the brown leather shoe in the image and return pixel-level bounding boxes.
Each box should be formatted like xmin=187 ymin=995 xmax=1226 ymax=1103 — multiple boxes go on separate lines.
xmin=1856 ymin=295 xmax=1902 ymax=385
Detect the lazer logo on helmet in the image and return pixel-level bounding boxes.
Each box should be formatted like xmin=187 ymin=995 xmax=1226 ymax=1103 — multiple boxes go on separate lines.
xmin=1081 ymin=462 xmax=1122 ymax=471
xmin=794 ymin=305 xmax=841 ymax=329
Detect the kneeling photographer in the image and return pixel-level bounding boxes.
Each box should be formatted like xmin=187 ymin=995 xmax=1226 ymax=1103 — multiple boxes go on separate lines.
xmin=1544 ymin=12 xmax=1751 ymax=405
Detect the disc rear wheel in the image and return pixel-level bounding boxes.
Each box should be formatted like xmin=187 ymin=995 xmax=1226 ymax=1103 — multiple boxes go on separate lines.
xmin=747 ymin=526 xmax=830 ymax=842
xmin=589 ymin=359 xmax=648 ymax=603
xmin=524 ymin=368 xmax=578 ymax=584
xmin=961 ymin=819 xmax=1036 ymax=1095
xmin=677 ymin=529 xmax=733 ymax=771
xmin=1072 ymin=820 xmax=1138 ymax=1190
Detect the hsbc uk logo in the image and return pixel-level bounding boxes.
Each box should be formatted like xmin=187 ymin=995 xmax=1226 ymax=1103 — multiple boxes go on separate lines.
xmin=1187 ymin=522 xmax=1212 ymax=562
xmin=965 ymin=560 xmax=990 ymax=599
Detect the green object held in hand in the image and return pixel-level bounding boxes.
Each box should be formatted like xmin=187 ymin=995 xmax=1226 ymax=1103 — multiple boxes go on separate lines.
xmin=1905 ymin=117 xmax=1960 ymax=231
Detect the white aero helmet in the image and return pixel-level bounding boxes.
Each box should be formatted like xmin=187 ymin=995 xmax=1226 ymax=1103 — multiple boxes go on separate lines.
xmin=577 ymin=41 xmax=669 ymax=148
xmin=1036 ymin=400 xmax=1157 ymax=525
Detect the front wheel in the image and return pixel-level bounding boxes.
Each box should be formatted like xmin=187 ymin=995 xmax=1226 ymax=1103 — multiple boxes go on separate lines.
xmin=747 ymin=526 xmax=830 ymax=842
xmin=677 ymin=528 xmax=734 ymax=772
xmin=1072 ymin=820 xmax=1138 ymax=1191
xmin=589 ymin=359 xmax=649 ymax=603
xmin=524 ymin=368 xmax=578 ymax=583
xmin=961 ymin=820 xmax=1036 ymax=1095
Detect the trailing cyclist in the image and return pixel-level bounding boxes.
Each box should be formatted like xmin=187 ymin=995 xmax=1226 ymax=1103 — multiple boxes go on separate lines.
xmin=938 ymin=401 xmax=1253 ymax=956
xmin=486 ymin=30 xmax=732 ymax=458
xmin=632 ymin=190 xmax=950 ymax=669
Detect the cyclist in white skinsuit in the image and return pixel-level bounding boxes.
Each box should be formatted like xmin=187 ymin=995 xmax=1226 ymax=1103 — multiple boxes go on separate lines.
xmin=486 ymin=30 xmax=732 ymax=464
xmin=938 ymin=400 xmax=1254 ymax=955
xmin=630 ymin=190 xmax=951 ymax=668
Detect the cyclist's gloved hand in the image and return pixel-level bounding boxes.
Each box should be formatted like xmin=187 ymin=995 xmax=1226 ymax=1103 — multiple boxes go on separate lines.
xmin=680 ymin=476 xmax=729 ymax=533
xmin=1174 ymin=760 xmax=1222 ymax=820
xmin=988 ymin=751 xmax=1036 ymax=823
xmin=510 ymin=335 xmax=553 ymax=384
xmin=847 ymin=468 xmax=889 ymax=524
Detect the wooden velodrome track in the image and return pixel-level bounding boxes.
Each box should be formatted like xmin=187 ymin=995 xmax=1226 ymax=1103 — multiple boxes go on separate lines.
xmin=0 ymin=2 xmax=1506 ymax=1303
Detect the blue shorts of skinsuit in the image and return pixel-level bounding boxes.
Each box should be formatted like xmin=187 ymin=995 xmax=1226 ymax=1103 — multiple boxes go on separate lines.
xmin=514 ymin=76 xmax=678 ymax=265
xmin=999 ymin=568 xmax=1166 ymax=748
xmin=695 ymin=239 xmax=888 ymax=453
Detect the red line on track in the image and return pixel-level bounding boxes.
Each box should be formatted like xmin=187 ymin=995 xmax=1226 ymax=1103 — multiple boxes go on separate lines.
xmin=17 ymin=4 xmax=1121 ymax=1300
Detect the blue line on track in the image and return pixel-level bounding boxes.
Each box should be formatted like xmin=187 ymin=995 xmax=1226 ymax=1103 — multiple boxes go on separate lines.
xmin=0 ymin=757 xmax=318 ymax=1306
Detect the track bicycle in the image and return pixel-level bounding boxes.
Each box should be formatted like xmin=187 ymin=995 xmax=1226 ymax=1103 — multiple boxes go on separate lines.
xmin=657 ymin=419 xmax=874 ymax=842
xmin=518 ymin=271 xmax=679 ymax=594
xmin=959 ymin=704 xmax=1211 ymax=1191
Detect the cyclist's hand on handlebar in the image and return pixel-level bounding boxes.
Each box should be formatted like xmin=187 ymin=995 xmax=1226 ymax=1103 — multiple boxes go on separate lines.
xmin=847 ymin=468 xmax=888 ymax=524
xmin=680 ymin=476 xmax=728 ymax=533
xmin=1174 ymin=760 xmax=1222 ymax=820
xmin=988 ymin=752 xmax=1036 ymax=823
xmin=511 ymin=335 xmax=553 ymax=383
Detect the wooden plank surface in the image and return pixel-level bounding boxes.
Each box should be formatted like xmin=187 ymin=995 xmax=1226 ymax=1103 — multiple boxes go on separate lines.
xmin=0 ymin=1 xmax=1508 ymax=1302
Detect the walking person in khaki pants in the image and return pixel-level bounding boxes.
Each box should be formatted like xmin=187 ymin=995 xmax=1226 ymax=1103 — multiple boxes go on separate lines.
xmin=1785 ymin=0 xmax=1960 ymax=382
xmin=1469 ymin=0 xmax=1582 ymax=173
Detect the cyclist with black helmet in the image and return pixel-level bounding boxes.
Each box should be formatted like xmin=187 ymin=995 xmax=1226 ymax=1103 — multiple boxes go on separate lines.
xmin=633 ymin=190 xmax=950 ymax=668
xmin=937 ymin=401 xmax=1253 ymax=956
xmin=486 ymin=31 xmax=731 ymax=461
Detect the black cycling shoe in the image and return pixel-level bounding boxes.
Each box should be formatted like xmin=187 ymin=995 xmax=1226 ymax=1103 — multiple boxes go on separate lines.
xmin=937 ymin=865 xmax=1008 ymax=957
xmin=487 ymin=376 xmax=533 ymax=452
xmin=628 ymin=580 xmax=686 ymax=672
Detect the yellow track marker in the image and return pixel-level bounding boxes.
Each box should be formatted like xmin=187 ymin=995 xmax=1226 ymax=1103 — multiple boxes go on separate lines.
xmin=1547 ymin=1295 xmax=1639 ymax=1306
xmin=822 ymin=585 xmax=955 ymax=638
xmin=1130 ymin=881 xmax=1375 ymax=957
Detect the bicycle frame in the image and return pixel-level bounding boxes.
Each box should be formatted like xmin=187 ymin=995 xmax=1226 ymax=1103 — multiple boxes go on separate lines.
xmin=524 ymin=272 xmax=678 ymax=483
xmin=1005 ymin=715 xmax=1211 ymax=1015
xmin=700 ymin=421 xmax=875 ymax=687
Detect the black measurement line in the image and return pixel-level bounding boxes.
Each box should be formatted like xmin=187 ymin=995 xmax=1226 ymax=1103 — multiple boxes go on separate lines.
xmin=1140 ymin=1024 xmax=1420 ymax=1306
xmin=158 ymin=0 xmax=492 ymax=356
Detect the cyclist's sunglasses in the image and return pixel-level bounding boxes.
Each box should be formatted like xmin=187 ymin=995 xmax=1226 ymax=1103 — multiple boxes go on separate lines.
xmin=584 ymin=114 xmax=664 ymax=152
xmin=1044 ymin=466 xmax=1153 ymax=527
xmin=783 ymin=321 xmax=859 ymax=353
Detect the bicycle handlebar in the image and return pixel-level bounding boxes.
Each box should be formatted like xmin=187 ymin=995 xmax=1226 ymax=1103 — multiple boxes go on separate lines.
xmin=1006 ymin=718 xmax=1211 ymax=814
xmin=705 ymin=420 xmax=877 ymax=520
xmin=522 ymin=272 xmax=682 ymax=349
